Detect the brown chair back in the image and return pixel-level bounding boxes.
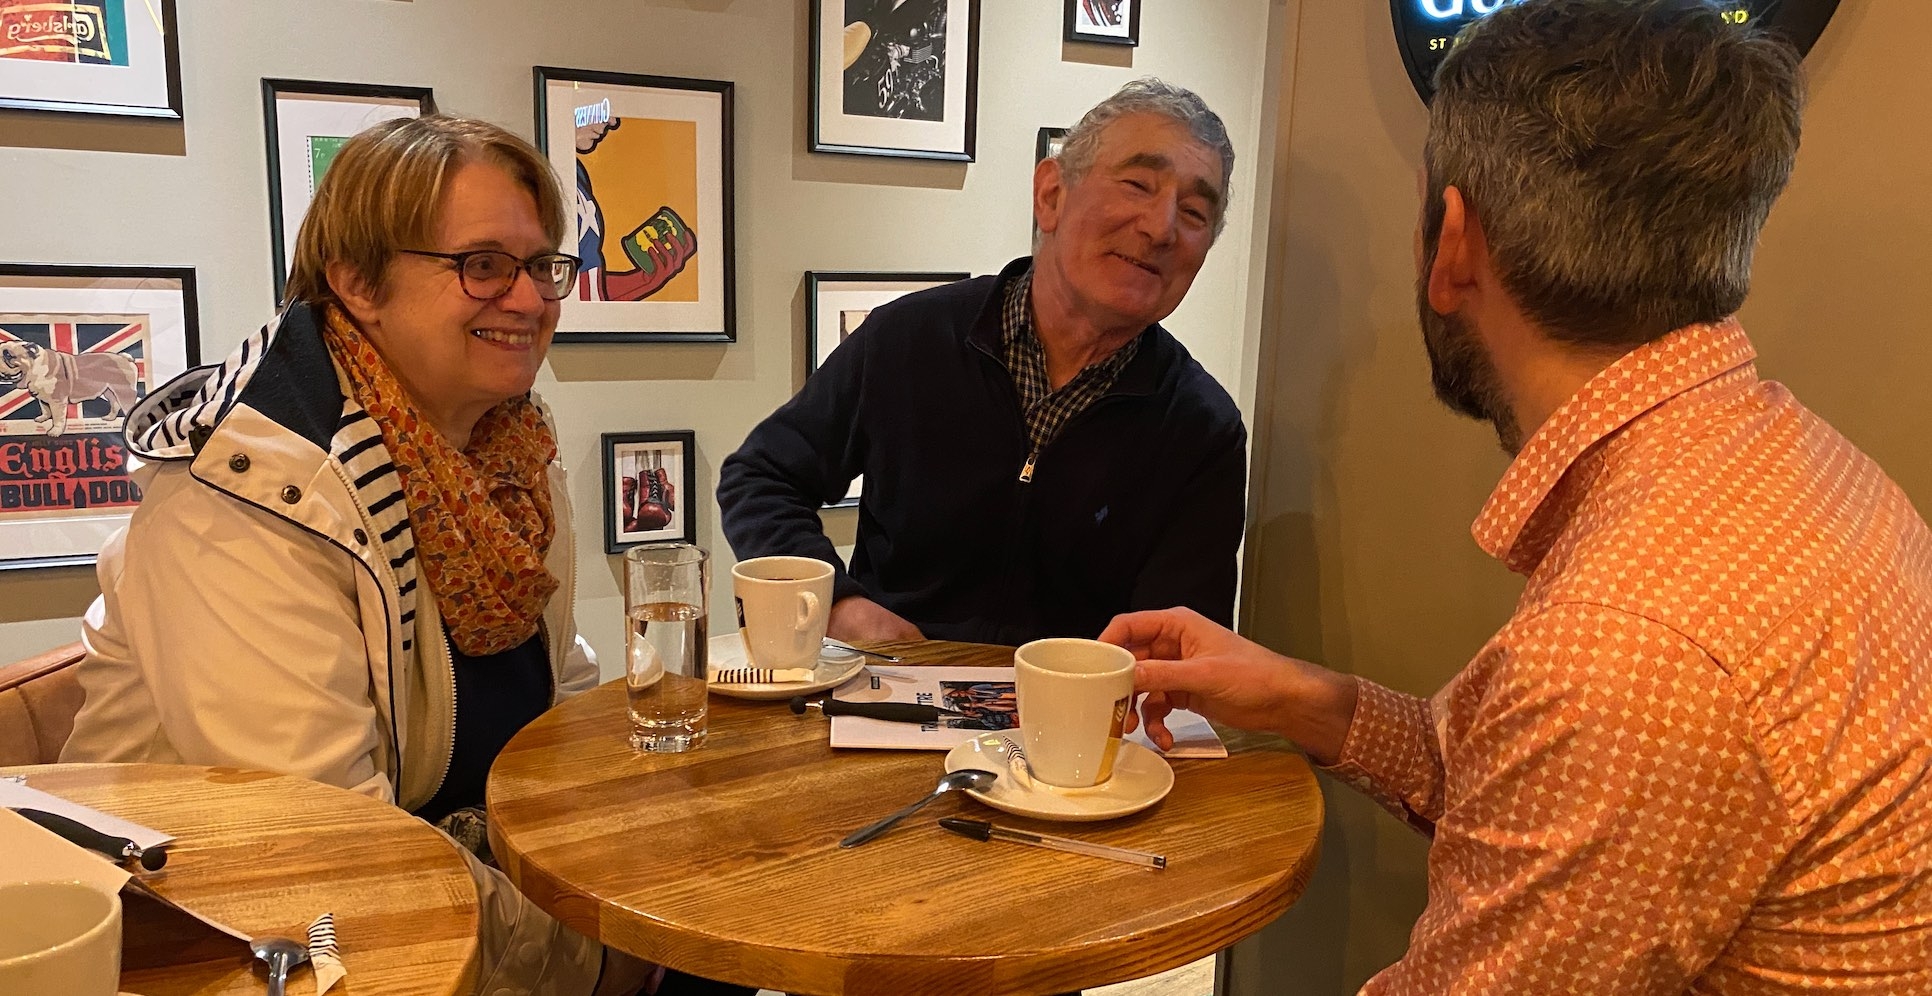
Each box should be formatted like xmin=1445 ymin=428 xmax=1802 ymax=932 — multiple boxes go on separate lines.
xmin=0 ymin=642 xmax=86 ymax=766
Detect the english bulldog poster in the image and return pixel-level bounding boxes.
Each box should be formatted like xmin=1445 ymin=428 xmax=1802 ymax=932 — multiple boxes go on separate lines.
xmin=0 ymin=314 xmax=149 ymax=518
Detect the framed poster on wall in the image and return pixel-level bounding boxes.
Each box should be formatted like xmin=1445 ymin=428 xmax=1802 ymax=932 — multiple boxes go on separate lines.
xmin=810 ymin=0 xmax=980 ymax=161
xmin=0 ymin=0 xmax=183 ymax=119
xmin=602 ymin=430 xmax=698 ymax=552
xmin=262 ymin=79 xmax=436 ymax=303
xmin=1065 ymin=0 xmax=1139 ymax=46
xmin=805 ymin=270 xmax=969 ymax=507
xmin=0 ymin=264 xmax=200 ymax=570
xmin=536 ymin=67 xmax=736 ymax=343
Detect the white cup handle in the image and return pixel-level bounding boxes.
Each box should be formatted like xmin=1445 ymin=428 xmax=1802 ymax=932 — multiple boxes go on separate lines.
xmin=796 ymin=591 xmax=821 ymax=631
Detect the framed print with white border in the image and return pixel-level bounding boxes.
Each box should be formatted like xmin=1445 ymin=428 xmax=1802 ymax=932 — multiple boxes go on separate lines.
xmin=0 ymin=0 xmax=183 ymax=119
xmin=1065 ymin=0 xmax=1139 ymax=45
xmin=811 ymin=0 xmax=980 ymax=161
xmin=537 ymin=67 xmax=736 ymax=343
xmin=262 ymin=78 xmax=435 ymax=304
xmin=0 ymin=264 xmax=200 ymax=570
xmin=602 ymin=430 xmax=698 ymax=553
xmin=805 ymin=270 xmax=969 ymax=507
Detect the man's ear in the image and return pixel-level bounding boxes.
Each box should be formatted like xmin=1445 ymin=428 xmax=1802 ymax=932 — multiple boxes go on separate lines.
xmin=1034 ymin=157 xmax=1066 ymax=238
xmin=326 ymin=261 xmax=382 ymax=327
xmin=1425 ymin=185 xmax=1480 ymax=317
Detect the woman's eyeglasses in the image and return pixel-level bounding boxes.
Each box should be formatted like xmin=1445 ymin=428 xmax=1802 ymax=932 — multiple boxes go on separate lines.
xmin=399 ymin=249 xmax=582 ymax=302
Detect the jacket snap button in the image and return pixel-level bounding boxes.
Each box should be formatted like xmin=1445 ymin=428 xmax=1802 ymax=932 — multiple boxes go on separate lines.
xmin=228 ymin=453 xmax=250 ymax=473
xmin=280 ymin=485 xmax=302 ymax=504
xmin=353 ymin=529 xmax=368 ymax=545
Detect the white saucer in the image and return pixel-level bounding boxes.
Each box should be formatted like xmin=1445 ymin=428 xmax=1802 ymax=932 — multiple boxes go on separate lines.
xmin=706 ymin=633 xmax=867 ymax=700
xmin=944 ymin=732 xmax=1173 ymax=822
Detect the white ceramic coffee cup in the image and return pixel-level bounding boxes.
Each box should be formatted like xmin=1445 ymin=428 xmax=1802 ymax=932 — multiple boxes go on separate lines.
xmin=0 ymin=880 xmax=122 ymax=996
xmin=1015 ymin=638 xmax=1137 ymax=788
xmin=732 ymin=556 xmax=835 ymax=671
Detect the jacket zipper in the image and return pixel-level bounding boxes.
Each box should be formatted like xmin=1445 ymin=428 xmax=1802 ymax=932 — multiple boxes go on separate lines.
xmin=431 ymin=614 xmax=457 ymax=806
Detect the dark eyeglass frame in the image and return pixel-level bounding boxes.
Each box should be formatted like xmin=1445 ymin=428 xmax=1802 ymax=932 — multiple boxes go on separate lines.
xmin=399 ymin=249 xmax=582 ymax=302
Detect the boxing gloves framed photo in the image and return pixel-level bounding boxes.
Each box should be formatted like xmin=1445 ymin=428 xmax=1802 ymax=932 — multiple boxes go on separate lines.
xmin=601 ymin=430 xmax=698 ymax=553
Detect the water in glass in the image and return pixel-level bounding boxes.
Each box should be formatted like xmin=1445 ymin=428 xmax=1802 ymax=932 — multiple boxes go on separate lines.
xmin=627 ymin=600 xmax=708 ymax=752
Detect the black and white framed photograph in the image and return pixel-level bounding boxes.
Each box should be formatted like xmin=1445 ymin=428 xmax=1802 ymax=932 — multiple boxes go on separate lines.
xmin=263 ymin=79 xmax=435 ymax=303
xmin=1036 ymin=126 xmax=1068 ymax=164
xmin=0 ymin=0 xmax=183 ymax=119
xmin=811 ymin=0 xmax=980 ymax=161
xmin=536 ymin=67 xmax=736 ymax=343
xmin=1065 ymin=0 xmax=1139 ymax=46
xmin=0 ymin=264 xmax=200 ymax=570
xmin=805 ymin=270 xmax=968 ymax=507
xmin=602 ymin=430 xmax=697 ymax=553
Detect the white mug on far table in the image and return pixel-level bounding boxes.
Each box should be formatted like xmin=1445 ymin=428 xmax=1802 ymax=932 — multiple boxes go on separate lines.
xmin=732 ymin=556 xmax=835 ymax=671
xmin=1015 ymin=638 xmax=1138 ymax=789
xmin=0 ymin=880 xmax=122 ymax=995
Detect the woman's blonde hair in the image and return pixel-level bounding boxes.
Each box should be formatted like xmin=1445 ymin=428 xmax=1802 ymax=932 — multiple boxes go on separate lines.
xmin=283 ymin=114 xmax=567 ymax=308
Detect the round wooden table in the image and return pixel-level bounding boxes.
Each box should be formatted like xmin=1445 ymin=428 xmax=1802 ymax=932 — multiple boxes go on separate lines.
xmin=488 ymin=640 xmax=1324 ymax=995
xmin=4 ymin=763 xmax=479 ymax=996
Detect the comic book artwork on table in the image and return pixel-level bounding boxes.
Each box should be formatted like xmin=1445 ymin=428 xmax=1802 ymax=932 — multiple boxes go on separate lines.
xmin=536 ymin=68 xmax=735 ymax=342
xmin=0 ymin=0 xmax=183 ymax=118
xmin=822 ymin=665 xmax=1228 ymax=756
xmin=804 ymin=271 xmax=969 ymax=508
xmin=602 ymin=430 xmax=698 ymax=553
xmin=810 ymin=0 xmax=980 ymax=161
xmin=1065 ymin=0 xmax=1138 ymax=46
xmin=262 ymin=79 xmax=435 ymax=304
xmin=0 ymin=265 xmax=199 ymax=570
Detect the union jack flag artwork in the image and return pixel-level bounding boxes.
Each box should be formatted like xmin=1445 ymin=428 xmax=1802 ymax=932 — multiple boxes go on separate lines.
xmin=0 ymin=315 xmax=149 ymax=438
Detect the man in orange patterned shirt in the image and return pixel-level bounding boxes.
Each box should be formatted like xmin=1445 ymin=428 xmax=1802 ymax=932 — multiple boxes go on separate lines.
xmin=1105 ymin=0 xmax=1932 ymax=991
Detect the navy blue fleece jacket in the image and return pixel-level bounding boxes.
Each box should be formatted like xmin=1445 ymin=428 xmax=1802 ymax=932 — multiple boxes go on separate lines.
xmin=717 ymin=258 xmax=1247 ymax=646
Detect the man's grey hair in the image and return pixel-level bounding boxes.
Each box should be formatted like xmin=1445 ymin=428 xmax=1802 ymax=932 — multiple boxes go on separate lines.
xmin=1425 ymin=0 xmax=1804 ymax=348
xmin=1056 ymin=78 xmax=1236 ymax=236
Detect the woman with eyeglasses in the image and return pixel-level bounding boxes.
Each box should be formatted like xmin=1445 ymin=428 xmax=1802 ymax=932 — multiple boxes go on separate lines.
xmin=61 ymin=115 xmax=751 ymax=996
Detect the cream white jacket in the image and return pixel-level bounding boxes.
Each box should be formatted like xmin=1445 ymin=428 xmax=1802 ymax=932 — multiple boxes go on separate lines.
xmin=63 ymin=305 xmax=597 ymax=806
xmin=61 ymin=304 xmax=616 ymax=995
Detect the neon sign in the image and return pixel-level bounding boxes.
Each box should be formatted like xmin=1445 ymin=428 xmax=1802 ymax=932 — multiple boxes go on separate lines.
xmin=1390 ymin=0 xmax=1841 ymax=102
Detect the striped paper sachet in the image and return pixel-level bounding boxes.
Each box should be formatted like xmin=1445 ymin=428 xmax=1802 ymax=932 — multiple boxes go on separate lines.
xmin=309 ymin=912 xmax=344 ymax=994
xmin=707 ymin=665 xmax=816 ymax=684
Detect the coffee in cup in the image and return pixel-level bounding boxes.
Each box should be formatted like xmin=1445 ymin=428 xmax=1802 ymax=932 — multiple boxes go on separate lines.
xmin=1014 ymin=638 xmax=1137 ymax=788
xmin=732 ymin=556 xmax=835 ymax=671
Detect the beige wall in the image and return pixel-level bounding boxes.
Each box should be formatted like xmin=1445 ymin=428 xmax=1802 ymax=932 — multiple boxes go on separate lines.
xmin=1236 ymin=0 xmax=1932 ymax=991
xmin=0 ymin=0 xmax=1277 ymax=673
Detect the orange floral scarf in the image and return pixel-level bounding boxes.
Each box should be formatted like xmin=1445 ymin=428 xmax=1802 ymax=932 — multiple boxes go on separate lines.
xmin=321 ymin=307 xmax=559 ymax=656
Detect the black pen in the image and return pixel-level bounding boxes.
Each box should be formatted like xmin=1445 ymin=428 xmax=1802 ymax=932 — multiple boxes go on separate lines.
xmin=789 ymin=696 xmax=970 ymax=724
xmin=939 ymin=817 xmax=1166 ymax=869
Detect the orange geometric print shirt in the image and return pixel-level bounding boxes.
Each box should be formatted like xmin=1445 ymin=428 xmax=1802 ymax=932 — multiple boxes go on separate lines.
xmin=1326 ymin=320 xmax=1932 ymax=994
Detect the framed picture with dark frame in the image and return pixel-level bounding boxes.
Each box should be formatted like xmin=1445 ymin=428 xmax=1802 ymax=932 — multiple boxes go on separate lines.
xmin=1065 ymin=0 xmax=1139 ymax=46
xmin=0 ymin=0 xmax=184 ymax=119
xmin=602 ymin=430 xmax=698 ymax=553
xmin=805 ymin=270 xmax=969 ymax=507
xmin=263 ymin=78 xmax=436 ymax=304
xmin=1035 ymin=126 xmax=1069 ymax=164
xmin=810 ymin=0 xmax=981 ymax=161
xmin=0 ymin=263 xmax=201 ymax=570
xmin=535 ymin=67 xmax=736 ymax=343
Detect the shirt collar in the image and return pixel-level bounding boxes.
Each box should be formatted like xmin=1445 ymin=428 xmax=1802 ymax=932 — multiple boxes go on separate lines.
xmin=1472 ymin=318 xmax=1758 ymax=573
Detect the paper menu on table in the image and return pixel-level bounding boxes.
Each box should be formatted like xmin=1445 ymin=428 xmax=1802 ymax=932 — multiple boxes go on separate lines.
xmin=824 ymin=665 xmax=1228 ymax=757
xmin=0 ymin=780 xmax=249 ymax=942
xmin=0 ymin=778 xmax=174 ymax=849
xmin=0 ymin=806 xmax=131 ymax=894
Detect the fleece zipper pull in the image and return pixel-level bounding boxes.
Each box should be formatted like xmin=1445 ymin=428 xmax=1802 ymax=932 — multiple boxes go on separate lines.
xmin=1018 ymin=450 xmax=1039 ymax=483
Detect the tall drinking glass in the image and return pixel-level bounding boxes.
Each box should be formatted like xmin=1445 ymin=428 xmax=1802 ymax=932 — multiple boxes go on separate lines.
xmin=625 ymin=543 xmax=709 ymax=752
